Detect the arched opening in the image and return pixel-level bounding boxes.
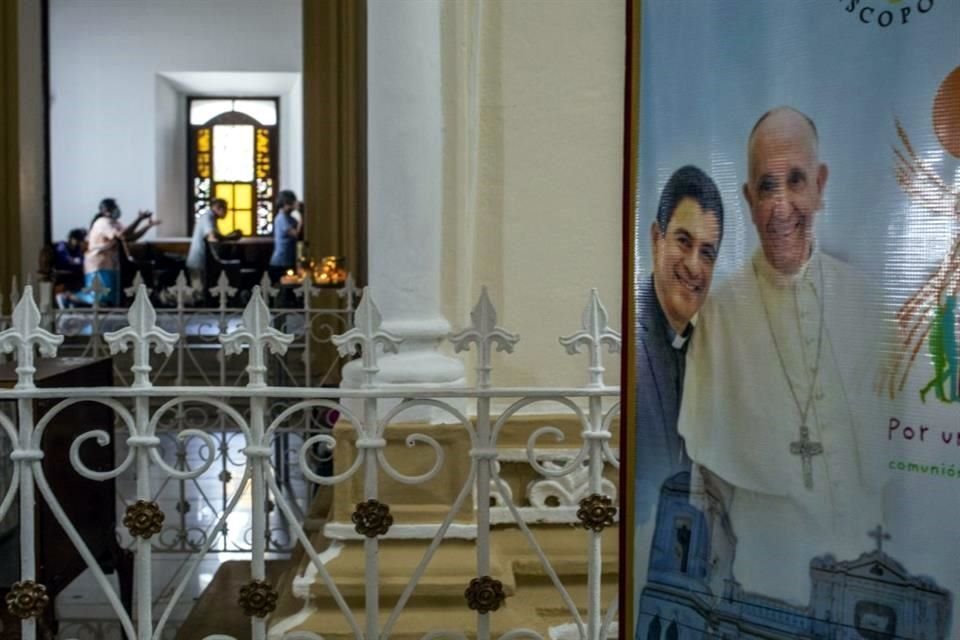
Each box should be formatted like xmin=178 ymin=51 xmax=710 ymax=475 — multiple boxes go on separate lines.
xmin=647 ymin=615 xmax=662 ymax=640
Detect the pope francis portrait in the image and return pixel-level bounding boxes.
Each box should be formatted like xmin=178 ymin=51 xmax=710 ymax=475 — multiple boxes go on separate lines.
xmin=677 ymin=106 xmax=884 ymax=606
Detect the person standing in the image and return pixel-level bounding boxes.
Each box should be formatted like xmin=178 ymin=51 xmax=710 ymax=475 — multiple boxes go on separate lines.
xmin=268 ymin=190 xmax=302 ymax=283
xmin=75 ymin=198 xmax=159 ymax=306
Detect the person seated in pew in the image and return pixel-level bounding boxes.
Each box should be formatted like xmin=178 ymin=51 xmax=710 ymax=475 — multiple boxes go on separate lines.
xmin=54 ymin=228 xmax=87 ymax=275
xmin=50 ymin=228 xmax=87 ymax=307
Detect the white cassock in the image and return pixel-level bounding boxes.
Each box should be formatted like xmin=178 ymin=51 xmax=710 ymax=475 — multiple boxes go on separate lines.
xmin=678 ymin=248 xmax=885 ymax=606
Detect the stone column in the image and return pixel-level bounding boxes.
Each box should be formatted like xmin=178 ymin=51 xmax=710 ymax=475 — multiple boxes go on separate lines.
xmin=341 ymin=0 xmax=465 ymax=398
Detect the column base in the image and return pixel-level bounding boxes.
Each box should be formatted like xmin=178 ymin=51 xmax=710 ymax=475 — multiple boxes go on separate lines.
xmin=340 ymin=351 xmax=467 ymax=422
xmin=267 ymin=526 xmax=619 ymax=640
xmin=269 ymin=412 xmax=621 ymax=639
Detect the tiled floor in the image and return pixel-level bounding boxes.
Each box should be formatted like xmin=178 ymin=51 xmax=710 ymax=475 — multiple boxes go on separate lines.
xmin=51 ymin=426 xmax=320 ymax=639
xmin=113 ymin=427 xmax=317 ymax=553
xmin=56 ymin=555 xmax=218 ymax=639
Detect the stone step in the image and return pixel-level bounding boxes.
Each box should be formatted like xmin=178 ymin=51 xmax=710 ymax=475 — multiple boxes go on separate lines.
xmin=179 ymin=558 xmax=618 ymax=640
xmin=175 ymin=559 xmax=291 ymax=640
xmin=294 ymin=529 xmax=617 ymax=603
xmin=267 ymin=578 xmax=619 ymax=640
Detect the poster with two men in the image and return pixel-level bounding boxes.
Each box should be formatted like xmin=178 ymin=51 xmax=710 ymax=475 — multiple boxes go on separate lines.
xmin=625 ymin=2 xmax=960 ymax=638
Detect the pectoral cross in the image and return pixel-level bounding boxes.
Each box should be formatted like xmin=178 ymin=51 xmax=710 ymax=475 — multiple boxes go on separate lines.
xmin=789 ymin=425 xmax=823 ymax=490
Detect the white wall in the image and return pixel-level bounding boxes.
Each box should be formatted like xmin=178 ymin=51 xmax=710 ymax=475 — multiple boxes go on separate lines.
xmin=497 ymin=0 xmax=624 ymax=389
xmin=281 ymin=76 xmax=304 ymax=202
xmin=441 ymin=0 xmax=625 ymax=390
xmin=49 ymin=0 xmax=302 ymax=240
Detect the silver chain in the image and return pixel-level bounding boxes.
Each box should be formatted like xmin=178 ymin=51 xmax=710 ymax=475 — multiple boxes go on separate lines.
xmin=752 ymin=256 xmax=826 ymax=431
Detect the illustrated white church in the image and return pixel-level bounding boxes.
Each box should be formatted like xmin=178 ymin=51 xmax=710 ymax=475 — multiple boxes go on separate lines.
xmin=637 ymin=472 xmax=952 ymax=640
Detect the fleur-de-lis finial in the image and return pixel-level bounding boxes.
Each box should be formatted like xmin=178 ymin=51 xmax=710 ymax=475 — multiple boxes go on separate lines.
xmin=337 ymin=274 xmax=360 ymax=311
xmin=0 ymin=286 xmax=64 ymax=388
xmin=166 ymin=271 xmax=195 ymax=306
xmin=104 ymin=285 xmax=178 ymax=388
xmin=297 ymin=273 xmax=311 ymax=300
xmin=258 ymin=272 xmax=278 ymax=302
xmin=331 ymin=287 xmax=402 ymax=388
xmin=211 ymin=271 xmax=237 ymax=307
xmin=292 ymin=272 xmax=312 ymax=301
xmin=449 ymin=287 xmax=519 ymax=388
xmin=124 ymin=271 xmax=152 ymax=299
xmin=559 ymin=289 xmax=620 ymax=388
xmin=220 ymin=286 xmax=294 ymax=387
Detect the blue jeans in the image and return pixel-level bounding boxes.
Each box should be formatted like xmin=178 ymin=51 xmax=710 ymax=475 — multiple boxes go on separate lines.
xmin=73 ymin=269 xmax=120 ymax=306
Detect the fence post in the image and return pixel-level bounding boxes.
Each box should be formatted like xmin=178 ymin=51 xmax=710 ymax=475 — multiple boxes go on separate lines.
xmin=221 ymin=286 xmax=293 ymax=639
xmin=450 ymin=286 xmax=519 ymax=639
xmin=560 ymin=289 xmax=621 ymax=639
xmin=332 ymin=287 xmax=402 ymax=640
xmin=105 ymin=285 xmax=178 ymax=638
xmin=0 ymin=286 xmax=64 ymax=640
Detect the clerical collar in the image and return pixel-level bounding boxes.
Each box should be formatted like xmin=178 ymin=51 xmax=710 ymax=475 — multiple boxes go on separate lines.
xmin=666 ymin=314 xmax=696 ymax=350
xmin=752 ymin=246 xmax=818 ymax=289
xmin=648 ymin=276 xmax=696 ymax=349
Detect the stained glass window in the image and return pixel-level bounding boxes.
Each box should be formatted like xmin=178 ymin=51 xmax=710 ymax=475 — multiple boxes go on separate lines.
xmin=213 ymin=125 xmax=255 ymax=182
xmin=188 ymin=98 xmax=278 ymax=237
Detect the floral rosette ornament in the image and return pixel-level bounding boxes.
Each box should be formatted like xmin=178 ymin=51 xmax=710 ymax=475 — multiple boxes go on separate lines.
xmin=238 ymin=579 xmax=279 ymax=618
xmin=6 ymin=581 xmax=50 ymax=619
xmin=576 ymin=493 xmax=616 ymax=532
xmin=464 ymin=576 xmax=506 ymax=614
xmin=351 ymin=498 xmax=394 ymax=538
xmin=123 ymin=500 xmax=166 ymax=539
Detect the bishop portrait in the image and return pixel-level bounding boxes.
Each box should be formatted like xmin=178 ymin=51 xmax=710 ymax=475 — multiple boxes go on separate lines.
xmin=677 ymin=107 xmax=886 ymax=606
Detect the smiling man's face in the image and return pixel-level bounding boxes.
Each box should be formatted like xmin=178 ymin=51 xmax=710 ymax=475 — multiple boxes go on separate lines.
xmin=651 ymin=197 xmax=720 ymax=333
xmin=743 ymin=109 xmax=827 ymax=275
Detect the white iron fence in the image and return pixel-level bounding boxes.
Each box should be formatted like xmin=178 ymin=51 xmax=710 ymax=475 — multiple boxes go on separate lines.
xmin=1 ymin=271 xmax=356 ymax=556
xmin=0 ymin=282 xmax=620 ymax=640
xmin=2 ymin=271 xmax=359 ymax=389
